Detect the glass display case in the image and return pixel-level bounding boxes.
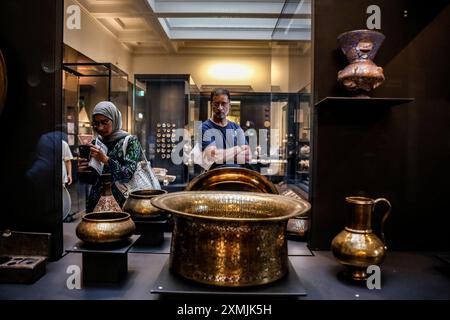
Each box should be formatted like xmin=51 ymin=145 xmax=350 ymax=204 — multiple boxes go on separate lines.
xmin=133 ymin=74 xmax=196 ymax=189
xmin=188 ymin=90 xmax=311 ymax=187
xmin=133 ymin=77 xmax=311 ymax=191
xmin=63 ymin=62 xmax=129 ymax=149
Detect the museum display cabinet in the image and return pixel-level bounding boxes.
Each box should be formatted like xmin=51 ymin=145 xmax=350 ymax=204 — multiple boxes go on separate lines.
xmin=0 ymin=0 xmax=449 ymax=305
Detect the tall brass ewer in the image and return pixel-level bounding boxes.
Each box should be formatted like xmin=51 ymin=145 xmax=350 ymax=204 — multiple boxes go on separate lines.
xmin=331 ymin=196 xmax=391 ymax=281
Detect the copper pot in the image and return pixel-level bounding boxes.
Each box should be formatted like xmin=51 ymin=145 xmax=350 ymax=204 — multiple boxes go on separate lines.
xmin=76 ymin=211 xmax=135 ymax=244
xmin=151 ymin=191 xmax=310 ymax=287
xmin=122 ymin=189 xmax=168 ymax=219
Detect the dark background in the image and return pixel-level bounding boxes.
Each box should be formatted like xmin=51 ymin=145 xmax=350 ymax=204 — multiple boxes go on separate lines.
xmin=310 ymin=0 xmax=450 ymax=250
xmin=0 ymin=0 xmax=63 ymax=259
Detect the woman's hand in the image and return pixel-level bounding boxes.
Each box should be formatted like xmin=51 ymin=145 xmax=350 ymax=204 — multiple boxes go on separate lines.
xmin=89 ymin=144 xmax=109 ymax=164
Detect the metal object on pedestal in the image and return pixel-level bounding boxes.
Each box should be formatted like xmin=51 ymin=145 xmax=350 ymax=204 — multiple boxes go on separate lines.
xmin=331 ymin=196 xmax=391 ymax=281
xmin=122 ymin=189 xmax=167 ymax=219
xmin=76 ymin=211 xmax=135 ymax=244
xmin=151 ymin=191 xmax=310 ymax=287
xmin=337 ymin=29 xmax=385 ymax=94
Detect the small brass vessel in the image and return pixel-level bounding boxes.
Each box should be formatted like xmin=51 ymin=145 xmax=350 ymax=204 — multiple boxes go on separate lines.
xmin=331 ymin=196 xmax=391 ymax=281
xmin=122 ymin=189 xmax=168 ymax=219
xmin=185 ymin=167 xmax=279 ymax=194
xmin=151 ymin=191 xmax=310 ymax=287
xmin=76 ymin=211 xmax=135 ymax=244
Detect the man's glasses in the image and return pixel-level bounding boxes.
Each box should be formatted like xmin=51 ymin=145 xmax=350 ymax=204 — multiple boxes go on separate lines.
xmin=211 ymin=102 xmax=230 ymax=108
xmin=91 ymin=119 xmax=111 ymax=127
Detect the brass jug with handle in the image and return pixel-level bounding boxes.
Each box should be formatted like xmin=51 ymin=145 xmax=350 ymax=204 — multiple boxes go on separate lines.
xmin=331 ymin=196 xmax=391 ymax=280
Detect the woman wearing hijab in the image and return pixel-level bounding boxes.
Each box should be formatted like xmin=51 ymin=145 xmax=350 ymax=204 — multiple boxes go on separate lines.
xmin=78 ymin=101 xmax=141 ymax=212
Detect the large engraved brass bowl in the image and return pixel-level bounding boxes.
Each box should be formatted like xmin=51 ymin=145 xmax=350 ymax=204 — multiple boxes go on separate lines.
xmin=185 ymin=167 xmax=279 ymax=194
xmin=76 ymin=211 xmax=135 ymax=244
xmin=151 ymin=191 xmax=311 ymax=287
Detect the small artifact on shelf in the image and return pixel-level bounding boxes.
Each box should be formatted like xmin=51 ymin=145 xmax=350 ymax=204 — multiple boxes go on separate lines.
xmin=300 ymin=144 xmax=310 ymax=156
xmin=331 ymin=196 xmax=391 ymax=281
xmin=298 ymin=159 xmax=309 ymax=171
xmin=337 ymin=29 xmax=385 ymax=94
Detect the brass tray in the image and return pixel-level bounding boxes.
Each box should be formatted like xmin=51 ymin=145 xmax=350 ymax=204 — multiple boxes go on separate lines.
xmin=0 ymin=50 xmax=7 ymax=114
xmin=185 ymin=167 xmax=279 ymax=194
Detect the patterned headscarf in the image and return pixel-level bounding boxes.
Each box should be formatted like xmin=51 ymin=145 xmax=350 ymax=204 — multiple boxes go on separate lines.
xmin=92 ymin=101 xmax=128 ymax=143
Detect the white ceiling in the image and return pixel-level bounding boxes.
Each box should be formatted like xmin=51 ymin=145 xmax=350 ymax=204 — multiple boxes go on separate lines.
xmin=76 ymin=0 xmax=311 ymax=55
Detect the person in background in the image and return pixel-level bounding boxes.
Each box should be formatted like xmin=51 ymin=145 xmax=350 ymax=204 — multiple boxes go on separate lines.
xmin=62 ymin=140 xmax=73 ymax=186
xmin=78 ymin=101 xmax=141 ymax=212
xmin=200 ymin=88 xmax=251 ymax=170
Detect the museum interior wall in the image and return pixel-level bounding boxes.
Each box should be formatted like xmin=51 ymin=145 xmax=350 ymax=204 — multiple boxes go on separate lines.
xmin=63 ymin=0 xmax=132 ymax=76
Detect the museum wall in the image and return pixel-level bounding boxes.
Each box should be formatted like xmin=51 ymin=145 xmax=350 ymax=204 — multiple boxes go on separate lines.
xmin=63 ymin=0 xmax=133 ymax=76
xmin=133 ymin=51 xmax=311 ymax=93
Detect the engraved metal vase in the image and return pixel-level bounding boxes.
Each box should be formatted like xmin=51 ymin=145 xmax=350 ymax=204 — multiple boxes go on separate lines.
xmin=337 ymin=29 xmax=386 ymax=93
xmin=331 ymin=196 xmax=391 ymax=281
xmin=93 ymin=173 xmax=122 ymax=212
xmin=151 ymin=191 xmax=311 ymax=287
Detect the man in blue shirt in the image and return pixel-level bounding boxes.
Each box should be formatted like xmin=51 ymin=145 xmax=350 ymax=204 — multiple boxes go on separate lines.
xmin=200 ymin=88 xmax=250 ymax=170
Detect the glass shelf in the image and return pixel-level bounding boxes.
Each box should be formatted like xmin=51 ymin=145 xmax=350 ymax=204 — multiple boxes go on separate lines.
xmin=315 ymin=96 xmax=414 ymax=108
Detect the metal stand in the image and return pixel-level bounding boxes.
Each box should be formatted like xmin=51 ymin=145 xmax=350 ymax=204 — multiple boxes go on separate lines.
xmin=67 ymin=235 xmax=139 ymax=283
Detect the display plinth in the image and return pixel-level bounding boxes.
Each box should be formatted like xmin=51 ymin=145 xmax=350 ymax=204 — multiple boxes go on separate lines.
xmin=67 ymin=235 xmax=139 ymax=283
xmin=133 ymin=219 xmax=167 ymax=246
xmin=150 ymin=258 xmax=307 ymax=297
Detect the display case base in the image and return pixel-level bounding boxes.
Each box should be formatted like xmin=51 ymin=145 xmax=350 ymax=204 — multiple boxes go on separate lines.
xmin=150 ymin=259 xmax=307 ymax=297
